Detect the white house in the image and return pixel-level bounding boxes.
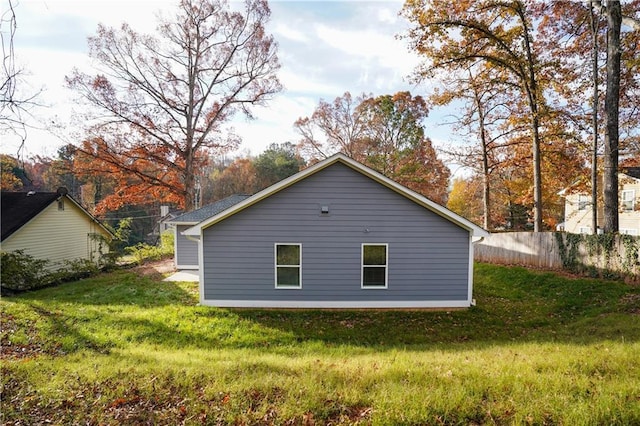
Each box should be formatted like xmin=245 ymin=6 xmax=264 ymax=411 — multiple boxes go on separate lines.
xmin=1 ymin=188 xmax=113 ymax=269
xmin=561 ymin=168 xmax=640 ymax=235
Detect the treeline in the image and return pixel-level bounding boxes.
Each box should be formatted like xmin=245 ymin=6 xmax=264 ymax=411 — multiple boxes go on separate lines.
xmin=401 ymin=0 xmax=640 ymax=232
xmin=0 ymin=143 xmax=305 ymax=244
xmin=3 ymin=0 xmax=640 ymax=237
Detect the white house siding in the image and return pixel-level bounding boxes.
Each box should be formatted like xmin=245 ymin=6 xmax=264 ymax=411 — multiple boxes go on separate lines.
xmin=564 ymin=193 xmax=599 ymax=234
xmin=620 ymin=178 xmax=640 ymax=235
xmin=1 ymin=198 xmax=110 ymax=269
xmin=564 ymin=177 xmax=640 ymax=235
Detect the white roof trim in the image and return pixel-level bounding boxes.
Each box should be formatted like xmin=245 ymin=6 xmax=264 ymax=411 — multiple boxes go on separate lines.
xmin=183 ymin=153 xmax=489 ymax=238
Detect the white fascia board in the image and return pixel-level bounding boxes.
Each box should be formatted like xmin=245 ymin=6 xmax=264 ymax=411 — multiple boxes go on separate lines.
xmin=199 ymin=299 xmax=471 ymax=309
xmin=183 ymin=224 xmax=200 ymax=237
xmin=467 ymin=234 xmax=475 ymax=304
xmin=197 ymin=233 xmax=205 ymax=305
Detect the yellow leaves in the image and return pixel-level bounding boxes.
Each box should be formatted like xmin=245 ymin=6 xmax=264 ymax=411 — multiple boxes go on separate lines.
xmin=0 ymin=154 xmax=24 ymax=191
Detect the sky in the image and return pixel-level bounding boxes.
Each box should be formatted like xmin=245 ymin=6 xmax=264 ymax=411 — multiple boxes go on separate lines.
xmin=3 ymin=0 xmax=462 ymax=172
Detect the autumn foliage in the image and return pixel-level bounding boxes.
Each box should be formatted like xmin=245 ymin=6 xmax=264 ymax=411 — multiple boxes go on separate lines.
xmin=402 ymin=0 xmax=640 ymax=231
xmin=295 ymin=91 xmax=450 ymax=205
xmin=66 ymin=0 xmax=281 ymax=212
xmin=72 ymin=138 xmax=197 ymax=215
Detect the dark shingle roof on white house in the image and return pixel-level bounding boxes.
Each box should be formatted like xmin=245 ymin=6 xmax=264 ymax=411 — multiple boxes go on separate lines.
xmin=1 ymin=188 xmax=113 ymax=241
xmin=168 ymin=194 xmax=251 ymax=225
xmin=622 ymin=167 xmax=640 ymax=180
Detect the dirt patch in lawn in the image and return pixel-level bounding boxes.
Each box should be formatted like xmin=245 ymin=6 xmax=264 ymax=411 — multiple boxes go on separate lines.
xmin=130 ymin=258 xmax=176 ymax=278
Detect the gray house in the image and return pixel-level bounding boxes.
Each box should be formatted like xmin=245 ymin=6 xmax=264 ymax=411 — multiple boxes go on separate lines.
xmin=168 ymin=195 xmax=250 ymax=269
xmin=184 ymin=153 xmax=489 ymax=309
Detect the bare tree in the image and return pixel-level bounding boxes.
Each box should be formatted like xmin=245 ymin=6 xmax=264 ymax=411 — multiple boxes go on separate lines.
xmin=1 ymin=0 xmax=40 ymax=154
xmin=67 ymin=0 xmax=282 ymax=212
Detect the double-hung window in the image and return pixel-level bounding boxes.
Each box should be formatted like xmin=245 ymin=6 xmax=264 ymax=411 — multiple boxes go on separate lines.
xmin=622 ymin=190 xmax=635 ymax=211
xmin=275 ymin=244 xmax=301 ymax=289
xmin=362 ymin=244 xmax=388 ymax=288
xmin=577 ymin=194 xmax=588 ymax=211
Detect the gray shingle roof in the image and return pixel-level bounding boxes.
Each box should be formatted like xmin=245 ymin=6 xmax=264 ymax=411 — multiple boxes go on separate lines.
xmin=1 ymin=191 xmax=60 ymax=241
xmin=169 ymin=194 xmax=250 ymax=224
xmin=1 ymin=188 xmax=114 ymax=241
xmin=622 ymin=167 xmax=640 ymax=180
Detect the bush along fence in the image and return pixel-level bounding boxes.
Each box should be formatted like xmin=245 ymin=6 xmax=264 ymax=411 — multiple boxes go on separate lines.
xmin=475 ymin=232 xmax=640 ymax=281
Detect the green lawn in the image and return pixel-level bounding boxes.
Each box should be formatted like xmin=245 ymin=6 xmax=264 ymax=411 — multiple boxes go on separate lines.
xmin=1 ymin=263 xmax=639 ymax=425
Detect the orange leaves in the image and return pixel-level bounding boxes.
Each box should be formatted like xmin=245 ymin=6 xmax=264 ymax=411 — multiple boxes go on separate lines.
xmin=72 ymin=137 xmax=194 ymax=215
xmin=65 ymin=0 xmax=282 ymax=212
xmin=0 ymin=154 xmax=24 ymax=191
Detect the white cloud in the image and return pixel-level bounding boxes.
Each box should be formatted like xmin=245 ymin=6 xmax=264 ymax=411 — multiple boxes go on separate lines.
xmin=3 ymin=0 xmax=434 ymax=160
xmin=273 ymin=23 xmax=310 ymax=43
xmin=277 ymin=68 xmax=343 ymax=98
xmin=377 ymin=7 xmax=399 ymax=24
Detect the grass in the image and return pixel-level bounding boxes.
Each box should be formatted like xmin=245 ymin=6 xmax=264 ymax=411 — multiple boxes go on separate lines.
xmin=1 ymin=263 xmax=640 ymax=425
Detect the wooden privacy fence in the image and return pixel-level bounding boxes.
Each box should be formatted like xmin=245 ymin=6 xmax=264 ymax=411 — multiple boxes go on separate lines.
xmin=475 ymin=232 xmax=640 ymax=279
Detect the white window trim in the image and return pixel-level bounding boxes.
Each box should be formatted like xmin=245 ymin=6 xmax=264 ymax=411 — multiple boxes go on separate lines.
xmin=274 ymin=243 xmax=302 ymax=289
xmin=621 ymin=190 xmax=635 ymax=211
xmin=620 ymin=228 xmax=638 ymax=236
xmin=361 ymin=243 xmax=388 ymax=289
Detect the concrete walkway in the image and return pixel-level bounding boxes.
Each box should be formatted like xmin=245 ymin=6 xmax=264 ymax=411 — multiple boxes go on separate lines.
xmin=163 ymin=270 xmax=199 ymax=282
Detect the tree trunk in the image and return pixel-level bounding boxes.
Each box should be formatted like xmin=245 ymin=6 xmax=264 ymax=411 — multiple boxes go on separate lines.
xmin=603 ymin=0 xmax=621 ymax=233
xmin=184 ymin=148 xmax=196 ymax=212
xmin=477 ymin=95 xmax=491 ymax=231
xmin=531 ymin=114 xmax=542 ymax=232
xmin=481 ymin=130 xmax=491 ymax=231
xmin=520 ymin=10 xmax=543 ymax=232
xmin=590 ymin=2 xmax=599 ymax=235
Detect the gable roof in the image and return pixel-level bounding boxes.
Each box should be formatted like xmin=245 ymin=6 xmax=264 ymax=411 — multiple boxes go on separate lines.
xmin=184 ymin=153 xmax=489 ymax=238
xmin=168 ymin=194 xmax=251 ymax=225
xmin=622 ymin=167 xmax=640 ymax=180
xmin=1 ymin=189 xmax=114 ymax=241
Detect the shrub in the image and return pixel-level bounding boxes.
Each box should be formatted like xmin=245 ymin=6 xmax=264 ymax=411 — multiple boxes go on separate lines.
xmin=0 ymin=251 xmax=104 ymax=296
xmin=53 ymin=259 xmax=101 ymax=282
xmin=125 ymin=230 xmax=174 ymax=265
xmin=0 ymin=250 xmax=51 ymax=294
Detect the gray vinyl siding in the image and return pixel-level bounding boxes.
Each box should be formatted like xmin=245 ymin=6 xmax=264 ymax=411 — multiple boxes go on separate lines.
xmin=202 ymin=163 xmax=470 ymax=302
xmin=176 ymin=225 xmax=198 ymax=267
